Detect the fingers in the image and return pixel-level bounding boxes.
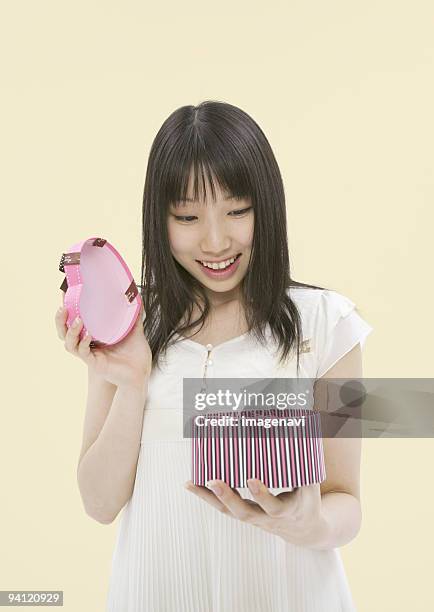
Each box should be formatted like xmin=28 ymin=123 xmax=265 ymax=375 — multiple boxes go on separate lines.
xmin=247 ymin=479 xmax=286 ymax=518
xmin=184 ymin=482 xmax=232 ymax=515
xmin=56 ymin=304 xmax=95 ymax=363
xmin=136 ymin=300 xmax=145 ymax=326
xmin=130 ymin=301 xmax=145 ymax=337
xmin=206 ymin=480 xmax=265 ymax=523
xmin=64 ymin=315 xmax=84 ymax=353
xmin=77 ymin=330 xmax=93 ymax=360
xmin=55 ymin=306 xmax=68 ymax=340
xmin=298 ymin=482 xmax=322 ymax=512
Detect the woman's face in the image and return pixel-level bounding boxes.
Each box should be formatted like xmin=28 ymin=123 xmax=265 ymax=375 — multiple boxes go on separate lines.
xmin=167 ymin=176 xmax=254 ymax=305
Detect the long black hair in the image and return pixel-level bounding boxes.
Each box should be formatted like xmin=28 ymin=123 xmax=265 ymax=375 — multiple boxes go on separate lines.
xmin=140 ymin=100 xmax=328 ymax=372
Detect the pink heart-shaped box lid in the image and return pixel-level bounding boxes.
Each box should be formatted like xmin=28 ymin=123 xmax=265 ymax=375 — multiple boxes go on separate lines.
xmin=59 ymin=237 xmax=142 ymax=347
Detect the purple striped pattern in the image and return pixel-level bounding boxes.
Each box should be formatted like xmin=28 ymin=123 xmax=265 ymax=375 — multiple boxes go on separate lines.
xmin=191 ymin=408 xmax=326 ymax=488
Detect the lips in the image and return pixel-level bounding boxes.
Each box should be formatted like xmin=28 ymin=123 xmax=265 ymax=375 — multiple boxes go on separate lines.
xmin=195 ymin=252 xmax=242 ymax=279
xmin=196 ymin=253 xmax=241 ymax=268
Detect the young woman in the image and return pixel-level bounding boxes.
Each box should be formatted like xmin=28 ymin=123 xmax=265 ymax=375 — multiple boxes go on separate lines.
xmin=55 ymin=100 xmax=373 ymax=611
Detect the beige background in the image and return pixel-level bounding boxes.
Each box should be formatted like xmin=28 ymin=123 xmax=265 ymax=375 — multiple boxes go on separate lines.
xmin=1 ymin=1 xmax=433 ymax=610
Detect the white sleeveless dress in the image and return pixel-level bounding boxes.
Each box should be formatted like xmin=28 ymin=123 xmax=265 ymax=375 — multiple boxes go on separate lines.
xmin=106 ymin=287 xmax=373 ymax=612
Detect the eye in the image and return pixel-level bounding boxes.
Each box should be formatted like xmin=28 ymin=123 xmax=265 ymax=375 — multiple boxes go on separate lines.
xmin=229 ymin=207 xmax=253 ymax=217
xmin=173 ymin=215 xmax=197 ymax=223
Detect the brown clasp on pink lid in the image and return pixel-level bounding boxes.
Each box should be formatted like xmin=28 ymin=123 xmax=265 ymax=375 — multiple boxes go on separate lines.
xmin=59 ymin=252 xmax=81 ymax=272
xmin=92 ymin=238 xmax=107 ymax=247
xmin=125 ymin=279 xmax=138 ymax=303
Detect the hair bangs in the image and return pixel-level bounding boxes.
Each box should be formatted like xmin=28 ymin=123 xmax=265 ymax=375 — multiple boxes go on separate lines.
xmin=163 ymin=125 xmax=254 ymax=211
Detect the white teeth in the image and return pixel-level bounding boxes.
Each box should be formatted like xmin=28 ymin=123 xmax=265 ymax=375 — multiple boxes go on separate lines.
xmin=201 ymin=255 xmax=237 ymax=269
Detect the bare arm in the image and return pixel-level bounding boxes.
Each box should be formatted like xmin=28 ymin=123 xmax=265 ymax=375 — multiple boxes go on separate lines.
xmin=77 ymin=376 xmax=149 ymax=524
xmin=55 ymin=300 xmax=152 ymax=525
xmin=314 ymin=342 xmax=363 ymax=549
xmin=77 ymin=369 xmax=117 ymax=470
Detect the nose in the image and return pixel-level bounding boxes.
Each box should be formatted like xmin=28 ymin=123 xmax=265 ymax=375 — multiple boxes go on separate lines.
xmin=199 ymin=218 xmax=231 ymax=254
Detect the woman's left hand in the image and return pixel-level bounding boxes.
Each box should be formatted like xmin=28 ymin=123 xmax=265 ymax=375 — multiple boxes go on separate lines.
xmin=184 ymin=478 xmax=330 ymax=548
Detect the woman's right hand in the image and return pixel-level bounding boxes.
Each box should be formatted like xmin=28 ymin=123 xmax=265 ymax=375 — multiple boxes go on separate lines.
xmin=54 ymin=297 xmax=153 ymax=389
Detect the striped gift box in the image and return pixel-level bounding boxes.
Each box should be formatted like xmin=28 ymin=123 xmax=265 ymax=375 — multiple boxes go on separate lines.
xmin=191 ymin=407 xmax=326 ymax=488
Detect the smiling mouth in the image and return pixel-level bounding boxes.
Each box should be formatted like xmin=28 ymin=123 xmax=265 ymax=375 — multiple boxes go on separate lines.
xmin=195 ymin=253 xmax=242 ymax=270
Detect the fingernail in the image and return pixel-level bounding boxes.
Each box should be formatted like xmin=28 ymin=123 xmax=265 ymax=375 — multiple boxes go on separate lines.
xmin=206 ymin=481 xmax=223 ymax=496
xmin=73 ymin=316 xmax=81 ymax=326
xmin=247 ymin=480 xmax=260 ymax=494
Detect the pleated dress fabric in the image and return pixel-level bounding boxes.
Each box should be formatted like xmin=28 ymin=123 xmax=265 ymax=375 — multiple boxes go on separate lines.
xmin=106 ymin=287 xmax=374 ymax=612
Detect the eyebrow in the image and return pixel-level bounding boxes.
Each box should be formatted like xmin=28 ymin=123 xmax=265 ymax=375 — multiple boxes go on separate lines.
xmin=172 ymin=195 xmax=240 ymax=208
xmin=180 ymin=194 xmax=235 ymax=202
